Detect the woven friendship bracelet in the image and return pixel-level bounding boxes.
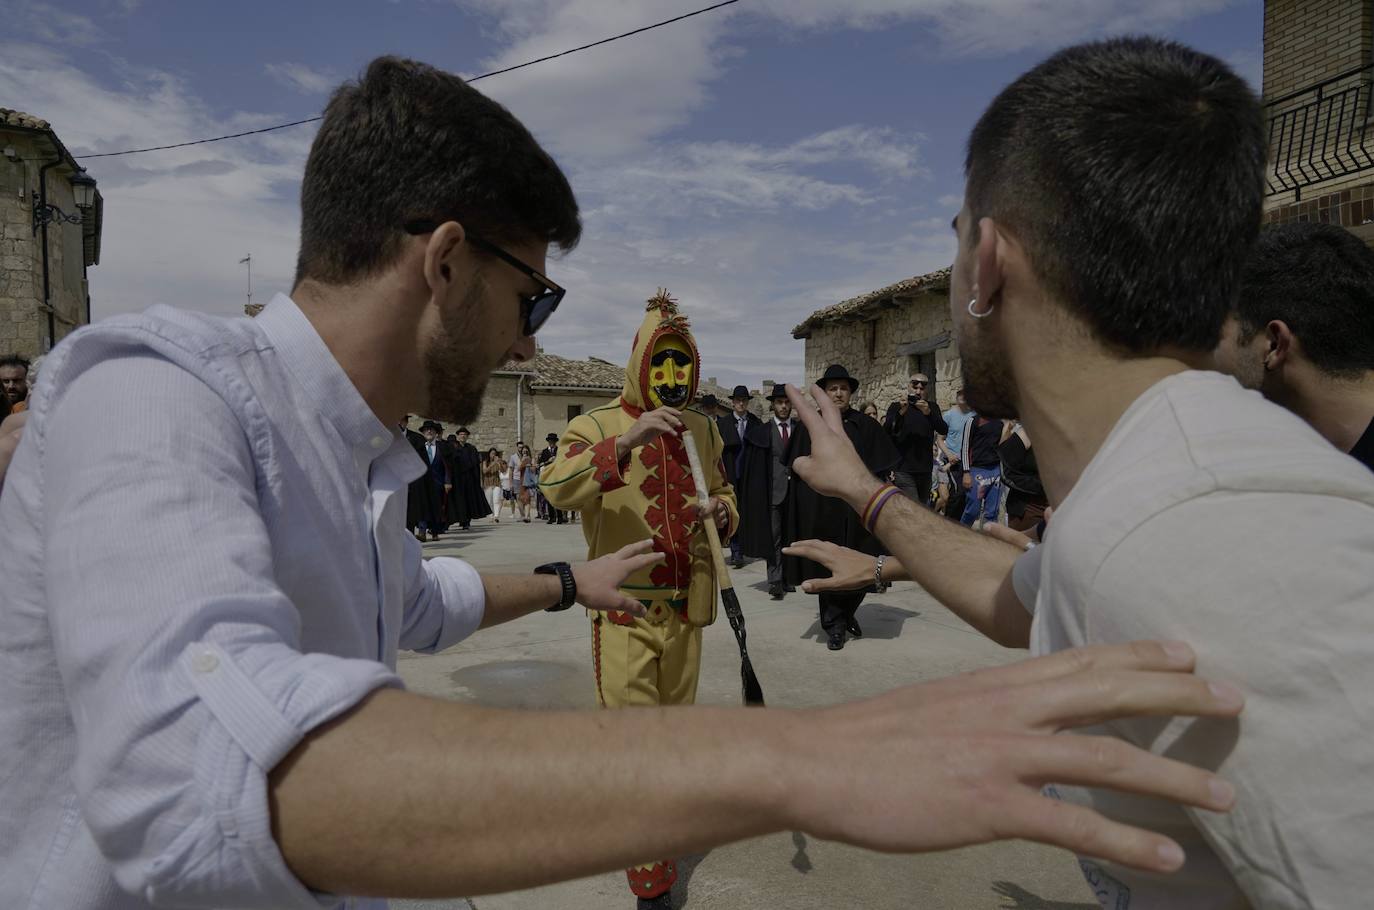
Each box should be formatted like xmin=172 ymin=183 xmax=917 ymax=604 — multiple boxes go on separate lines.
xmin=863 ymin=484 xmax=902 ymax=533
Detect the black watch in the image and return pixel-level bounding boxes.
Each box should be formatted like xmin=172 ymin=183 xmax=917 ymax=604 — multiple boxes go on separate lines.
xmin=534 ymin=561 xmax=577 ymax=612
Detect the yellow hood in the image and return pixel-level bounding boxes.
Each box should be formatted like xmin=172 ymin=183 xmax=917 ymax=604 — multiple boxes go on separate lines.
xmin=621 ymin=289 xmax=702 ymax=415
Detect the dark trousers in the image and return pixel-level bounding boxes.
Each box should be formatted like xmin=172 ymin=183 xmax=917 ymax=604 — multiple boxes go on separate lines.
xmin=820 ymin=590 xmax=866 ymax=637
xmin=766 ymin=505 xmax=784 ymax=585
xmin=892 ymin=470 xmax=931 ymax=507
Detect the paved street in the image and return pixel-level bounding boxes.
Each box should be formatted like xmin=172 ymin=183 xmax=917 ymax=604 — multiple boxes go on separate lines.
xmin=393 ymin=517 xmax=1098 ymax=910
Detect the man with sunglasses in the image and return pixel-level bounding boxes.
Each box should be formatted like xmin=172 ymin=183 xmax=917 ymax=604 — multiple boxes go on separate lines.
xmin=883 ymin=372 xmax=948 ymax=506
xmin=0 ymin=55 xmax=1250 ymax=910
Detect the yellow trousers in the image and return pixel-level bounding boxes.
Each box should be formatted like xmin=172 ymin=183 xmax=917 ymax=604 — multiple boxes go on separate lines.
xmin=591 ymin=606 xmax=702 ymax=899
xmin=591 ymin=607 xmax=701 ymax=709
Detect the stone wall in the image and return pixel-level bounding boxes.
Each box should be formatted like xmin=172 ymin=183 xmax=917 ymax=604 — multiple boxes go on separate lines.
xmin=0 ymin=133 xmax=88 ymax=356
xmin=530 ymin=389 xmax=620 ymax=447
xmin=801 ymin=291 xmax=962 ymax=414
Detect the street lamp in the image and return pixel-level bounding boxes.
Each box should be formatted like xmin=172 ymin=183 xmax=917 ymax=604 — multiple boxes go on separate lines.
xmin=33 ymin=167 xmax=97 ymax=234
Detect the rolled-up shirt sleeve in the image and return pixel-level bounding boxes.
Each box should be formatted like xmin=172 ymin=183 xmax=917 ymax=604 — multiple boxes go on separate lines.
xmin=42 ymin=355 xmax=399 ymax=909
xmin=397 ymin=530 xmax=487 ymax=653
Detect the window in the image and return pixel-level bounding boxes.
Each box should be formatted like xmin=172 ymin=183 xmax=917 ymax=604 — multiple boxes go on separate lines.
xmin=567 ymin=404 xmax=583 ymax=421
xmin=497 ymin=407 xmax=505 ymax=417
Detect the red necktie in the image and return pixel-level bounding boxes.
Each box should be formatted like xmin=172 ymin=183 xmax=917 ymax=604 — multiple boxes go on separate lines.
xmin=779 ymin=421 xmax=789 ymax=445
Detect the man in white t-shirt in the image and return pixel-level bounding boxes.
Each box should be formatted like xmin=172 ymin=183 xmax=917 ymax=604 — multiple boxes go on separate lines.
xmin=783 ymin=36 xmax=1374 ymax=909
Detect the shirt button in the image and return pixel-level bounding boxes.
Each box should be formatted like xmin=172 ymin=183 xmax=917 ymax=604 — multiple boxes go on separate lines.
xmin=192 ymin=651 xmax=219 ymax=673
xmin=370 ymin=435 xmax=386 ymax=449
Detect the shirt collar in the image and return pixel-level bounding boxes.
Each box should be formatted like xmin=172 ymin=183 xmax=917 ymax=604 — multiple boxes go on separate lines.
xmin=254 ymin=293 xmax=395 ymax=461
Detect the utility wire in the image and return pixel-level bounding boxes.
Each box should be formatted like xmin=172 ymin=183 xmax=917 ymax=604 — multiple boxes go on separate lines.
xmin=76 ymin=0 xmax=741 ymax=160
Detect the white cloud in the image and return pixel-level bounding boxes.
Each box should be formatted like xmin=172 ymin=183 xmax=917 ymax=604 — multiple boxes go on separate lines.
xmin=1 ymin=0 xmax=106 ymax=47
xmin=749 ymin=0 xmax=1243 ymax=55
xmin=0 ymin=43 xmax=309 ymax=319
xmin=581 ymin=125 xmax=925 ymax=216
xmin=265 ymin=62 xmax=340 ymax=95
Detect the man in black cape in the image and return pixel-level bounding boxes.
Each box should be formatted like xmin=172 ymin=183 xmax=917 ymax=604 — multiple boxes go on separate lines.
xmin=783 ymin=364 xmax=900 ymax=650
xmin=731 ymin=388 xmax=775 ymax=582
xmin=443 ymin=426 xmax=491 ymax=531
xmin=536 ymin=432 xmax=566 ymax=524
xmin=405 ymin=419 xmax=446 ymax=541
xmin=715 ymin=385 xmax=760 ymax=568
xmin=739 ymin=387 xmax=797 ymax=599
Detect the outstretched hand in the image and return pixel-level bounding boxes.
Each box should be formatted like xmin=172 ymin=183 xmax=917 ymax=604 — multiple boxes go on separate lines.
xmin=572 ymin=539 xmax=666 ymax=616
xmin=782 ymin=539 xmax=876 ymax=593
xmin=783 ymin=384 xmax=882 ymax=508
xmin=787 ymin=640 xmax=1244 ymax=873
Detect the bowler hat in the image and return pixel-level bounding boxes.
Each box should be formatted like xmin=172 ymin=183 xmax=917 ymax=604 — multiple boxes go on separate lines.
xmin=815 ymin=364 xmax=860 ymax=393
xmin=699 ymin=394 xmax=719 ymax=408
xmin=545 ymin=432 xmax=559 ymax=442
xmin=730 ymin=384 xmax=752 ymax=400
xmin=419 ymin=420 xmax=444 ymax=433
xmin=766 ymin=385 xmax=790 ymax=401
xmin=456 ymin=426 xmax=470 ymax=435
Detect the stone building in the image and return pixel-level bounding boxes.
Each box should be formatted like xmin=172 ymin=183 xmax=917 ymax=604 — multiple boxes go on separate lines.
xmin=409 ymin=350 xmax=770 ymax=448
xmin=412 ymin=350 xmax=625 ymax=451
xmin=791 ymin=268 xmax=959 ymax=413
xmin=1262 ymin=0 xmax=1374 ymax=243
xmin=0 ymin=109 xmax=103 ymax=355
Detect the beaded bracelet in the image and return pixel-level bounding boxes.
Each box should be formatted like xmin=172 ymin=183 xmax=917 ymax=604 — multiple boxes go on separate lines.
xmin=862 ymin=483 xmax=902 ymax=533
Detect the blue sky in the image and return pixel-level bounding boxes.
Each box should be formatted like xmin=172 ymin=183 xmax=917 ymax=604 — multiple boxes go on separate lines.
xmin=2 ymin=0 xmax=1261 ymax=388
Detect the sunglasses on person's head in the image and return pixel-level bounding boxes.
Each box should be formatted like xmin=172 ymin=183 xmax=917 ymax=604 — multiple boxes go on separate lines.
xmin=403 ymin=220 xmax=565 ymax=337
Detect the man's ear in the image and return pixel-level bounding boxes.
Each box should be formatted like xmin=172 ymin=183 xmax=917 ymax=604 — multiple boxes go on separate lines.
xmin=974 ymin=217 xmax=1007 ymax=310
xmin=422 ymin=221 xmax=468 ymax=296
xmin=1264 ymin=320 xmax=1296 ymax=371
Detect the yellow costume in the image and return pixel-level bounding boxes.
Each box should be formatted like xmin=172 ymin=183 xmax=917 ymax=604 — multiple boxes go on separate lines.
xmin=539 ymin=290 xmax=737 ymax=904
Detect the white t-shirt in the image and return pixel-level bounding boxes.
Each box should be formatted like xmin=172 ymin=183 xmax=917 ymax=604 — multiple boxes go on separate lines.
xmin=1027 ymin=371 xmax=1374 ymax=910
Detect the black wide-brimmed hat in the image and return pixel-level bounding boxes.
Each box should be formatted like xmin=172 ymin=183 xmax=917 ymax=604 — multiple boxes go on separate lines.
xmin=545 ymin=432 xmax=559 ymax=442
xmin=730 ymin=384 xmax=752 ymax=400
xmin=699 ymin=393 xmax=719 ymax=408
xmin=419 ymin=420 xmax=444 ymax=433
xmin=456 ymin=426 xmax=470 ymax=434
xmin=765 ymin=385 xmax=790 ymax=401
xmin=815 ymin=364 xmax=859 ymax=393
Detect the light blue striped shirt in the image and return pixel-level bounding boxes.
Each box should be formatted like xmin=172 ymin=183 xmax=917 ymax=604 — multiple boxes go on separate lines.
xmin=0 ymin=294 xmax=486 ymax=909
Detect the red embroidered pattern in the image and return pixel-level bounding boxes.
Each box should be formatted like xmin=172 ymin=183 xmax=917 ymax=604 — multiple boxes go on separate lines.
xmin=606 ymin=609 xmax=637 ymax=627
xmin=566 ymin=441 xmax=587 ymax=457
xmin=626 ymin=861 xmax=677 ymax=898
xmin=589 ymin=436 xmax=628 ymax=493
xmin=640 ymin=434 xmax=698 ymax=590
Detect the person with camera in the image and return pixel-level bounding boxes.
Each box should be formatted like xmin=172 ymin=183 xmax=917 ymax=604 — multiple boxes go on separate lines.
xmin=883 ymin=372 xmax=948 ymax=506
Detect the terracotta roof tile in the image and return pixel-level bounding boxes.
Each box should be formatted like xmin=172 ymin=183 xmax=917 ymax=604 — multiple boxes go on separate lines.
xmin=0 ymin=108 xmax=51 ymax=130
xmin=496 ymin=352 xmax=625 ymax=392
xmin=791 ymin=267 xmax=952 ymax=338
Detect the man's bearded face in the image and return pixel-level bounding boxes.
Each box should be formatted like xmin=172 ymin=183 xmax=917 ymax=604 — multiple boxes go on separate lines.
xmin=648 ymin=334 xmax=693 ymax=408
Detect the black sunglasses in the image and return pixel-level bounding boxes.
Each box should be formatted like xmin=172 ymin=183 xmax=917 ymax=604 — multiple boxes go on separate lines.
xmin=403 ymin=220 xmax=566 ymax=336
xmin=910 ymin=379 xmax=929 ymax=387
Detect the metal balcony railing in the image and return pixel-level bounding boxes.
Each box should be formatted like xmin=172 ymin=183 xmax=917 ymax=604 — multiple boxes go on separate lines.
xmin=1266 ymin=63 xmax=1374 ymax=199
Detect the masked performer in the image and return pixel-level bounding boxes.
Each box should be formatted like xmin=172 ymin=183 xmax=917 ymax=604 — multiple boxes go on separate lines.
xmin=539 ymin=290 xmax=738 ymax=910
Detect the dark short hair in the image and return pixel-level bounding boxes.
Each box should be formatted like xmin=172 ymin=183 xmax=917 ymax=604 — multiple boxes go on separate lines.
xmin=965 ymin=37 xmax=1264 ymax=353
xmin=1237 ymin=223 xmax=1374 ymax=376
xmin=0 ymin=354 xmax=31 ymax=373
xmin=295 ymin=56 xmax=581 ymax=286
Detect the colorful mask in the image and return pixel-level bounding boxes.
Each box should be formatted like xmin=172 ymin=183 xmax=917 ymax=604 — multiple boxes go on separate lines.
xmin=647 ymin=334 xmax=694 ymax=409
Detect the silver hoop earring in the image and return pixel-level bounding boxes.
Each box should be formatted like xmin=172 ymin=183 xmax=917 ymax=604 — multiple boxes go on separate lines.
xmin=967 ymin=297 xmax=994 ymax=319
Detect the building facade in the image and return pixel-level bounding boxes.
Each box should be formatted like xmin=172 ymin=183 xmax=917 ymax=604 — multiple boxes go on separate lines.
xmin=0 ymin=109 xmax=103 ymax=356
xmin=1262 ymin=0 xmax=1374 ymax=243
xmin=792 ymin=268 xmax=958 ymax=413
